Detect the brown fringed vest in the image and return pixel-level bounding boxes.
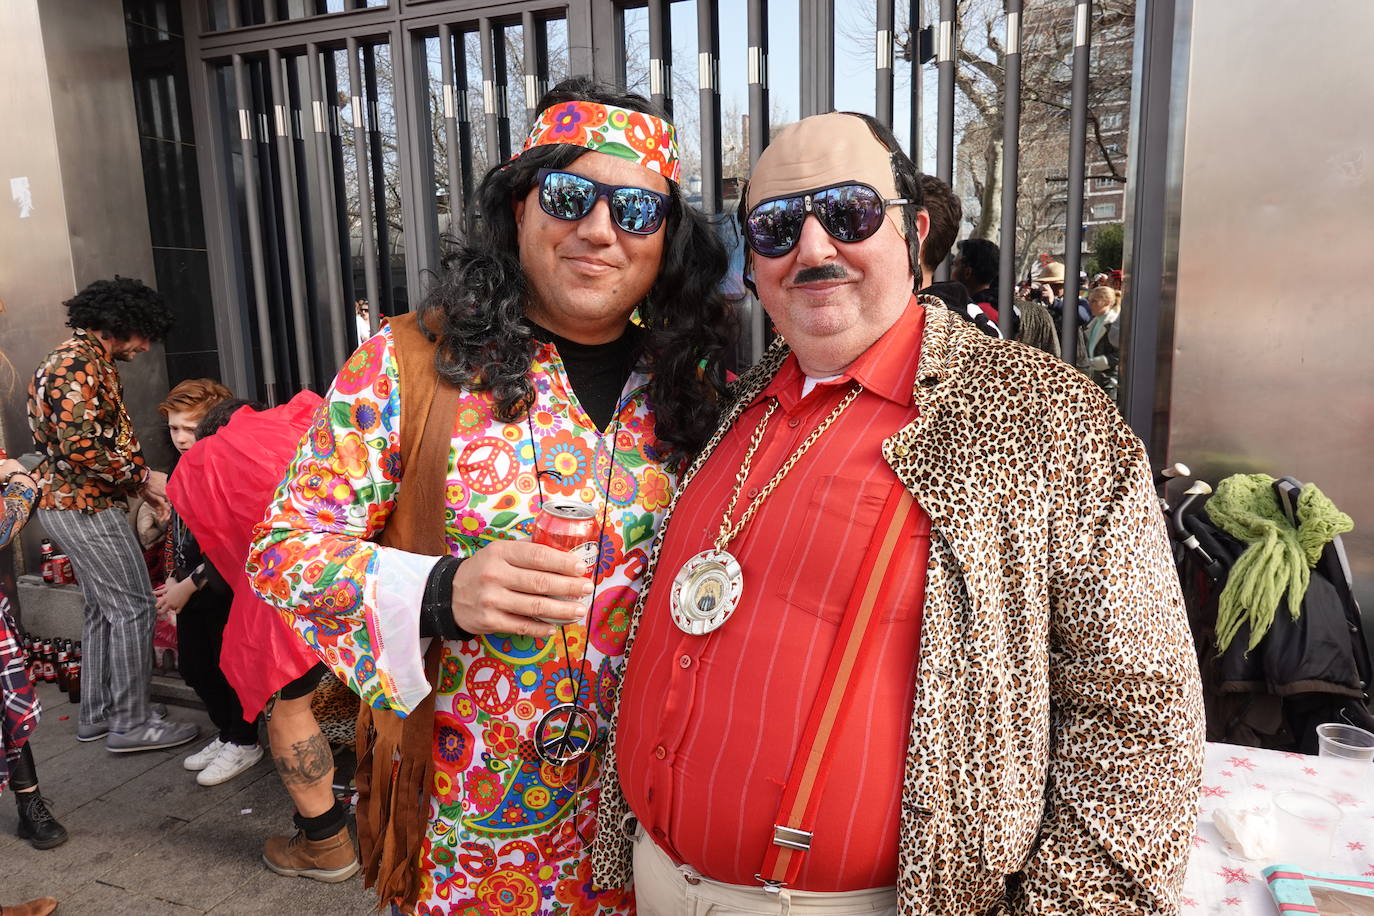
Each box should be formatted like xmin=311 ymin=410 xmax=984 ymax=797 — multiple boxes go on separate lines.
xmin=356 ymin=310 xmax=461 ymax=912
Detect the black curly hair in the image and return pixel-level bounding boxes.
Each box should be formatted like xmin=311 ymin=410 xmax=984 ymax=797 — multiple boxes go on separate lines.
xmin=419 ymin=78 xmax=735 ymax=470
xmin=956 ymin=237 xmax=999 ymax=288
xmin=196 ymin=397 xmax=265 ymax=440
xmin=64 ymin=276 xmax=175 ymax=342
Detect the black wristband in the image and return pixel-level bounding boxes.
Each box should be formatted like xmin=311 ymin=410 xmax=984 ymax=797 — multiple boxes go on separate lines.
xmin=419 ymin=556 xmax=472 ymax=641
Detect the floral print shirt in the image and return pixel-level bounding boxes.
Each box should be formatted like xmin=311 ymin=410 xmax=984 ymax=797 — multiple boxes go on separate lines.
xmin=27 ymin=328 xmax=149 ymax=512
xmin=1 ymin=445 xmax=40 ymax=792
xmin=249 ymin=326 xmax=678 ymax=915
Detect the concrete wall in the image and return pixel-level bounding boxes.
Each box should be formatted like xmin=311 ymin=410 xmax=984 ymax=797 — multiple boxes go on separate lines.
xmin=0 ymin=0 xmax=171 ymax=583
xmin=1166 ymin=0 xmax=1374 ymax=615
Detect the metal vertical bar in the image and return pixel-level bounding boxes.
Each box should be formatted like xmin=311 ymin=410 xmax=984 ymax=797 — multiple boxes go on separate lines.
xmin=492 ymin=23 xmax=511 ymax=162
xmin=747 ymin=0 xmax=768 ymax=165
xmin=908 ymin=0 xmax=921 ymax=169
xmin=226 ymin=0 xmax=241 ymax=30
xmin=232 ymin=54 xmax=280 ymax=404
xmin=1060 ymin=0 xmax=1091 ymax=366
xmin=613 ymin=5 xmax=628 ymax=90
xmin=648 ymin=0 xmax=672 ymax=116
xmin=799 ymin=0 xmax=835 ymax=118
xmin=323 ymin=51 xmax=358 ymax=319
xmin=347 ymin=37 xmax=382 ymax=336
xmin=936 ymin=0 xmax=956 ymax=185
xmin=1118 ymin=0 xmax=1180 ymax=456
xmin=440 ymin=23 xmax=464 ymax=231
xmin=876 ymin=0 xmax=895 ymax=127
xmin=479 ymin=19 xmax=501 ymax=167
xmin=934 ymin=0 xmax=956 ymax=281
xmin=997 ymin=0 xmax=1022 ymax=338
xmin=521 ymin=11 xmax=540 ymax=125
xmin=263 ymin=0 xmax=277 ymax=25
xmin=268 ymin=49 xmax=315 ymax=391
xmin=306 ymin=43 xmax=349 ymax=372
xmin=456 ymin=31 xmax=474 ymax=207
xmin=395 ymin=22 xmax=433 ymax=302
xmin=362 ymin=43 xmax=393 ymax=320
xmin=698 ymin=0 xmax=722 ymax=213
xmin=532 ymin=13 xmax=551 ymax=110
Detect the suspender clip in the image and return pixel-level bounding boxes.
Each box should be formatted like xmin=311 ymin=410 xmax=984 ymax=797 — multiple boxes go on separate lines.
xmin=771 ymin=825 xmax=813 ymax=852
xmin=754 ymin=875 xmax=788 ymax=895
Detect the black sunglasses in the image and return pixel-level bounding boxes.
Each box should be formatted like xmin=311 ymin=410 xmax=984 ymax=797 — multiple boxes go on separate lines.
xmin=744 ymin=182 xmax=911 ymax=257
xmin=536 ymin=168 xmax=671 ymax=236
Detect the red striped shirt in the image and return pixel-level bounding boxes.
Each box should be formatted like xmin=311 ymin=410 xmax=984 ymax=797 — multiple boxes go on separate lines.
xmin=616 ymin=301 xmax=931 ymax=891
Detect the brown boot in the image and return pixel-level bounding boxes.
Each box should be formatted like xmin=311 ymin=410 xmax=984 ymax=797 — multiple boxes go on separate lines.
xmin=262 ymin=825 xmax=359 ymax=883
xmin=0 ymin=898 xmax=59 ymax=916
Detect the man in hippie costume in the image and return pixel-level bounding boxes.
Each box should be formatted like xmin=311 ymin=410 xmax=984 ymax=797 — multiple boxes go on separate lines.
xmin=249 ymin=79 xmax=733 ymax=914
xmin=592 ymin=112 xmax=1205 ymax=915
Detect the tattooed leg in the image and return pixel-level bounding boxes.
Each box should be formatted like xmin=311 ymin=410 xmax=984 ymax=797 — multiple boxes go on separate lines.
xmin=268 ymin=692 xmax=335 ymax=817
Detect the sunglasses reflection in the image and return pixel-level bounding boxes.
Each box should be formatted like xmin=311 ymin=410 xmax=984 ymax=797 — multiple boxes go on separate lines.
xmin=538 ymin=169 xmax=669 ymax=236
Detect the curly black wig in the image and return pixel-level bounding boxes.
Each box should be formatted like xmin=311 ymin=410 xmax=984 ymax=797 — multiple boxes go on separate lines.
xmin=419 ymin=78 xmax=735 ymax=470
xmin=64 ymin=276 xmax=175 ymax=342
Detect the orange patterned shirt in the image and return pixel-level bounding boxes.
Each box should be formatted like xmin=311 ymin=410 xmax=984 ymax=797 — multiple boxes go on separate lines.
xmin=27 ymin=328 xmax=149 ymax=512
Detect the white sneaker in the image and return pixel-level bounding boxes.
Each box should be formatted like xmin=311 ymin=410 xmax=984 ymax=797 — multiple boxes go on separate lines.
xmin=196 ymin=743 xmax=264 ymax=786
xmin=184 ymin=737 xmax=228 ymax=771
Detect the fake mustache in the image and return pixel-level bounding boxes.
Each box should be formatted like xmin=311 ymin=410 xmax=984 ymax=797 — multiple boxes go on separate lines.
xmin=791 ymin=264 xmax=850 ymax=285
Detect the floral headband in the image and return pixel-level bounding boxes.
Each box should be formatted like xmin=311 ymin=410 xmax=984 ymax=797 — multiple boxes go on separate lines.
xmin=517 ymin=100 xmax=681 ymax=184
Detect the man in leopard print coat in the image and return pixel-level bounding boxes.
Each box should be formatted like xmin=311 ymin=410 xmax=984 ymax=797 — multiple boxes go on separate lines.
xmin=590 ymin=112 xmax=1205 ymax=915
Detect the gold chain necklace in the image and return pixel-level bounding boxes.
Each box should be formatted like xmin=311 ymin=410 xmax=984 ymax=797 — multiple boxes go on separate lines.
xmin=670 ymin=383 xmax=863 ymax=634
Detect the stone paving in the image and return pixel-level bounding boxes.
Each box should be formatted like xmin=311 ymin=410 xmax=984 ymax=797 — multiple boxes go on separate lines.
xmin=0 ymin=682 xmax=374 ymax=915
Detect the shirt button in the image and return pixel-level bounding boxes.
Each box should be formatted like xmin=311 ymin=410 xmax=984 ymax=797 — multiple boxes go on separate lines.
xmin=787 ymin=417 xmax=801 ymax=428
xmin=654 ymin=746 xmax=667 ymax=760
xmin=746 ymin=487 xmax=759 ymax=498
xmin=679 ymin=654 xmax=692 ymax=668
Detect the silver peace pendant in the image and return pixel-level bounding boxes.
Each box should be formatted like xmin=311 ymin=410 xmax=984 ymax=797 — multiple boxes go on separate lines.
xmin=534 ymin=703 xmax=600 ymax=765
xmin=670 ymin=549 xmax=744 ymax=634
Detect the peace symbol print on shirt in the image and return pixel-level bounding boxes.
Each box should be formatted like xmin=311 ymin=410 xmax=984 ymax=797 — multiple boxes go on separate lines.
xmin=465 ymin=658 xmax=519 ymax=716
xmin=458 ymin=437 xmax=519 ymax=494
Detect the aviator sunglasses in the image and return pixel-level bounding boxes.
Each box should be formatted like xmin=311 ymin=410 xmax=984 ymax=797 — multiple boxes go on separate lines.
xmin=536 ymin=168 xmax=672 ymax=235
xmin=744 ymin=181 xmax=911 ymax=257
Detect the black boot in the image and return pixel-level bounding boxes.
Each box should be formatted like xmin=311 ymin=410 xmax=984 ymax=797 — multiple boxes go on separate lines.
xmin=15 ymin=792 xmax=69 ymax=850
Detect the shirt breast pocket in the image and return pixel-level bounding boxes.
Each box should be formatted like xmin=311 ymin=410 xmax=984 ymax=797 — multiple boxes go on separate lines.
xmin=772 ymin=475 xmax=919 ymax=623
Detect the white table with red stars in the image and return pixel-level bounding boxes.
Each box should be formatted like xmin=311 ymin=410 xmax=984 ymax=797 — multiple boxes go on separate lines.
xmin=1185 ymin=741 xmax=1374 ymax=913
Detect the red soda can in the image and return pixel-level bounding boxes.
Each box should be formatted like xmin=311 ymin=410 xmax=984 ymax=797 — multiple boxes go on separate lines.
xmin=531 ymin=500 xmax=599 ymax=624
xmin=55 ymin=555 xmax=73 ymax=585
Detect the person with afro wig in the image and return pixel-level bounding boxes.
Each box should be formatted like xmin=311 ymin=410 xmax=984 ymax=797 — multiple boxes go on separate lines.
xmin=27 ymin=276 xmax=201 ymax=755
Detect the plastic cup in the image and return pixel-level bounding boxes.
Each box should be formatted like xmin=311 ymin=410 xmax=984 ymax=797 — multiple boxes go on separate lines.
xmin=1272 ymin=791 xmax=1342 ymax=866
xmin=1317 ymin=723 xmax=1374 ymax=762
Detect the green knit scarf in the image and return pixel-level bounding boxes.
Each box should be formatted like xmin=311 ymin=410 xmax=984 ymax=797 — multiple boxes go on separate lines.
xmin=1205 ymin=473 xmax=1353 ymax=652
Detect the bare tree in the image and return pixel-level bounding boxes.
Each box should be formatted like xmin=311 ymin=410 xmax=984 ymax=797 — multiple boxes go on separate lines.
xmin=843 ymin=0 xmax=1133 ymax=260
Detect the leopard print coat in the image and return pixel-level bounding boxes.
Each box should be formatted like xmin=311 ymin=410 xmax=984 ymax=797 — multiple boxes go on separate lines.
xmin=591 ymin=299 xmax=1205 ymax=915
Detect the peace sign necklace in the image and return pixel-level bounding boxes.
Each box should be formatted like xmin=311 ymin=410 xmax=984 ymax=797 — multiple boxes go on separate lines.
xmin=525 ymin=389 xmax=625 ymax=766
xmin=669 ymin=384 xmax=862 ymax=635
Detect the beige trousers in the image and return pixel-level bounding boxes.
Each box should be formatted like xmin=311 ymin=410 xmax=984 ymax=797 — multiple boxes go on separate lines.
xmin=632 ymin=829 xmax=899 ymax=916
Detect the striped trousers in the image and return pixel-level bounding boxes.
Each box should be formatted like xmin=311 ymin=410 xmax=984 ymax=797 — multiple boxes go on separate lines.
xmin=38 ymin=508 xmax=153 ymax=732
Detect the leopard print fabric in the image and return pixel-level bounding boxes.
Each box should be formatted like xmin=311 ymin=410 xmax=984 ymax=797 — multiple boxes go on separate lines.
xmin=309 ymin=670 xmax=359 ymax=747
xmin=591 ymin=300 xmax=1205 ymax=914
